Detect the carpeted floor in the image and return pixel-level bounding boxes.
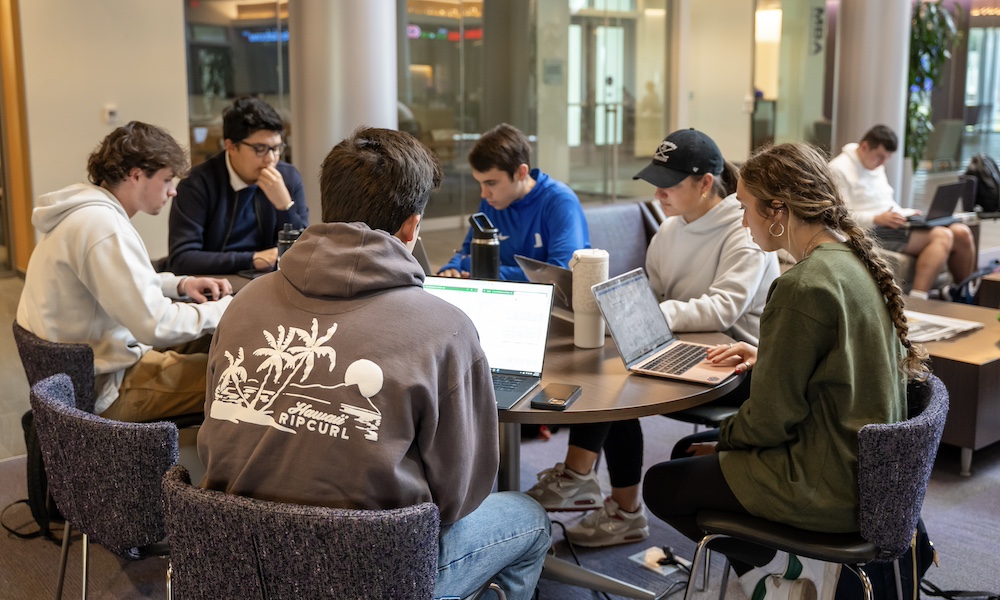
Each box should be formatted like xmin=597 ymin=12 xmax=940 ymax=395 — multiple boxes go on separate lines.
xmin=1 ymin=415 xmax=998 ymax=599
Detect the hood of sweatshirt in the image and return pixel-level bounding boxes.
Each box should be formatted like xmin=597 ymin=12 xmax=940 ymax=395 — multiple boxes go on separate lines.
xmin=32 ymin=183 xmax=128 ymax=233
xmin=277 ymin=222 xmax=425 ymax=299
xmin=681 ymin=193 xmax=744 ymax=235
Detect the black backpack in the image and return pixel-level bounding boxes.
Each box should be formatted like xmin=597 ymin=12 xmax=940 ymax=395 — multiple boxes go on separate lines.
xmin=0 ymin=411 xmax=64 ymax=542
xmin=964 ymin=154 xmax=1000 ymax=213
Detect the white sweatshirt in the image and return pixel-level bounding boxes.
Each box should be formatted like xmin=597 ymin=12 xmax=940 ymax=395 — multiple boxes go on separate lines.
xmin=16 ymin=183 xmax=231 ymax=414
xmin=828 ymin=143 xmax=902 ymax=230
xmin=645 ymin=195 xmax=779 ymax=346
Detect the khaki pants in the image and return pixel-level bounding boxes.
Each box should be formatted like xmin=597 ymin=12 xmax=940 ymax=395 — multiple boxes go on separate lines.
xmin=101 ymin=337 xmax=212 ymax=423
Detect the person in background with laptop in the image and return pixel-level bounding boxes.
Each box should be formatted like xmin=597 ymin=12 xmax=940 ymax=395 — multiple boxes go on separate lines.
xmin=437 ymin=123 xmax=590 ymax=281
xmin=642 ymin=142 xmax=928 ymax=598
xmin=525 ymin=129 xmax=779 ymax=548
xmin=828 ymin=124 xmax=975 ymax=298
xmin=167 ymin=96 xmax=310 ymax=275
xmin=197 ymin=127 xmax=550 ymax=600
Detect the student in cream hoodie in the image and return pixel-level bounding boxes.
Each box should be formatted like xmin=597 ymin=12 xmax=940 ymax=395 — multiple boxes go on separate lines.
xmin=17 ymin=122 xmax=232 ymax=421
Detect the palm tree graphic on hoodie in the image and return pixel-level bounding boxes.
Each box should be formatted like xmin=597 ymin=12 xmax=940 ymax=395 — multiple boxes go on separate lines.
xmin=210 ymin=318 xmax=385 ymax=440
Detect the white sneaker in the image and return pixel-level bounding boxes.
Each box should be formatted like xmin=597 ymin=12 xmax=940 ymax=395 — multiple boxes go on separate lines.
xmin=525 ymin=463 xmax=603 ymax=511
xmin=785 ymin=555 xmax=840 ymax=600
xmin=565 ymin=498 xmax=650 ymax=547
xmin=758 ymin=575 xmax=817 ymax=600
xmin=738 ymin=551 xmax=790 ymax=598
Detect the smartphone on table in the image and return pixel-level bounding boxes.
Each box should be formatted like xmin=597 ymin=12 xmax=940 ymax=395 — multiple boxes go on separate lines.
xmin=530 ymin=383 xmax=582 ymax=411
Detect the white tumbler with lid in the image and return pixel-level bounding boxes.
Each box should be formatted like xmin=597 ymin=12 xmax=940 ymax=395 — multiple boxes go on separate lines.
xmin=570 ymin=248 xmax=610 ymax=348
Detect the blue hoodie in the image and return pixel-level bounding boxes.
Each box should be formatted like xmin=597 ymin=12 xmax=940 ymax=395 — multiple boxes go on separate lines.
xmin=439 ymin=169 xmax=590 ymax=281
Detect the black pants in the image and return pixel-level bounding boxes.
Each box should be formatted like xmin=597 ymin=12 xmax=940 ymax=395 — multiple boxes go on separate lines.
xmin=643 ymin=430 xmax=777 ymax=575
xmin=568 ymin=419 xmax=643 ymax=488
xmin=567 ymin=373 xmax=753 ymax=489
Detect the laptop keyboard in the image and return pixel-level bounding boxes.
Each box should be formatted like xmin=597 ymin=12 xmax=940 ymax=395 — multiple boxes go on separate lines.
xmin=644 ymin=343 xmax=707 ymax=375
xmin=492 ymin=373 xmax=524 ymax=391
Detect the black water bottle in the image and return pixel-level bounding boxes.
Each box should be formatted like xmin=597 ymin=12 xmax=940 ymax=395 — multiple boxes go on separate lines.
xmin=276 ymin=223 xmax=302 ymax=269
xmin=469 ymin=212 xmax=500 ymax=280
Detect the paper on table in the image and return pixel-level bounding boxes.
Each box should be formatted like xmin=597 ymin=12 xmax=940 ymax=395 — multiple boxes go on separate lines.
xmin=905 ymin=310 xmax=984 ymax=343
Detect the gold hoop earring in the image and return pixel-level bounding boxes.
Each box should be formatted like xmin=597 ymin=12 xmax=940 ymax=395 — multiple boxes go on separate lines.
xmin=769 ymin=222 xmax=785 ymax=237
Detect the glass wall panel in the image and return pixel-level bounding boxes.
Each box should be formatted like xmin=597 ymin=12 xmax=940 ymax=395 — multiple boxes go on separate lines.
xmin=566 ymin=0 xmax=666 ymax=202
xmin=398 ymin=0 xmax=669 ymax=222
xmin=184 ymin=1 xmax=291 ymax=167
xmin=754 ymin=0 xmax=828 ymax=152
xmin=966 ymin=27 xmax=999 ymax=132
xmin=399 ymin=1 xmax=483 ymax=221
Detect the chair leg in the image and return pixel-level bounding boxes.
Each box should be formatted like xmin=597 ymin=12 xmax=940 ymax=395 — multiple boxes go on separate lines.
xmin=166 ymin=564 xmax=173 ymax=600
xmin=81 ymin=533 xmax=89 ymax=600
xmin=892 ymin=559 xmax=904 ymax=600
xmin=701 ymin=549 xmax=712 ymax=590
xmin=718 ymin=557 xmax=731 ymax=600
xmin=488 ymin=582 xmax=507 ymax=600
xmin=55 ymin=521 xmax=71 ymax=600
xmin=685 ymin=534 xmax=722 ymax=600
xmin=843 ymin=564 xmax=875 ymax=600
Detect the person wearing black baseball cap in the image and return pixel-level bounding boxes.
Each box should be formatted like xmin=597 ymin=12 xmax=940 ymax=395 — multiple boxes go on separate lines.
xmin=525 ymin=128 xmax=780 ymax=549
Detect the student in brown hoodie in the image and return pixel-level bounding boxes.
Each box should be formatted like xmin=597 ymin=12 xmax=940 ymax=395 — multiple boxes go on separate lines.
xmin=198 ymin=127 xmax=550 ymax=600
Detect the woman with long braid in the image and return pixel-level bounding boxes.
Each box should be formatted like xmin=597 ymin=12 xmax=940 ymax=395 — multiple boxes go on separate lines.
xmin=642 ymin=143 xmax=928 ymax=600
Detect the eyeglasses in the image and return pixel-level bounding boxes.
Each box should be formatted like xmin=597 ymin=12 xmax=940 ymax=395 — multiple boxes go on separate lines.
xmin=238 ymin=141 xmax=287 ymax=157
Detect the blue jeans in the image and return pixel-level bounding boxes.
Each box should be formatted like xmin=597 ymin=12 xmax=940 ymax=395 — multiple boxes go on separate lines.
xmin=434 ymin=491 xmax=551 ymax=600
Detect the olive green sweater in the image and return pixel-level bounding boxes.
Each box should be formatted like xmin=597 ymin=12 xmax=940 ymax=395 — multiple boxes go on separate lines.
xmin=718 ymin=243 xmax=906 ymax=532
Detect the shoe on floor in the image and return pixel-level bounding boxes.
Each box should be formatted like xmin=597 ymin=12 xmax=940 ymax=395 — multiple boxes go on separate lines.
xmin=785 ymin=555 xmax=841 ymax=600
xmin=525 ymin=462 xmax=603 ymax=511
xmin=564 ymin=498 xmax=649 ymax=547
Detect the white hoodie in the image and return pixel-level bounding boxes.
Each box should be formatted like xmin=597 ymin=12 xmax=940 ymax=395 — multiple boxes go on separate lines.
xmin=828 ymin=142 xmax=902 ymax=230
xmin=16 ymin=183 xmax=231 ymax=414
xmin=645 ymin=194 xmax=779 ymax=346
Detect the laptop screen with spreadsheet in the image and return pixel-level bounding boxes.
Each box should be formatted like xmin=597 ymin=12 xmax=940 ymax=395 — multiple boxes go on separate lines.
xmin=423 ymin=277 xmax=554 ymax=376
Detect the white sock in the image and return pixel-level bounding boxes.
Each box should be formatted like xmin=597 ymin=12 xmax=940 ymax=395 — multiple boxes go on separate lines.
xmin=909 ymin=289 xmax=929 ymax=300
xmin=738 ymin=551 xmax=789 ymax=598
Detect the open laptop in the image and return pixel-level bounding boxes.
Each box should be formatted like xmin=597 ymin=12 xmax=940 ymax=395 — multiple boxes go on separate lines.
xmin=423 ymin=276 xmax=555 ymax=409
xmin=905 ymin=181 xmax=964 ymax=228
xmin=412 ymin=237 xmax=433 ymax=276
xmin=513 ymin=254 xmax=574 ymax=322
xmin=592 ymin=268 xmax=736 ymax=385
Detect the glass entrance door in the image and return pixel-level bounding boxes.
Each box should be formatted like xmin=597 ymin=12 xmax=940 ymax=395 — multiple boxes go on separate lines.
xmin=567 ymin=1 xmax=667 ymax=202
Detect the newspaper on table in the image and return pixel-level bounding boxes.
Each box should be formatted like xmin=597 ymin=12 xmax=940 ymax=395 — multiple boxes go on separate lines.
xmin=904 ymin=310 xmax=984 ymax=343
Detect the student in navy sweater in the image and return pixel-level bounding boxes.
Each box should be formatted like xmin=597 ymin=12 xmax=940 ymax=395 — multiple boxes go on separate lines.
xmin=168 ymin=96 xmax=309 ymax=275
xmin=438 ymin=123 xmax=589 ymax=281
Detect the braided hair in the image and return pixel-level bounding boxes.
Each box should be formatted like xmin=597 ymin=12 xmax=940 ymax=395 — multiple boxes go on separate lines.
xmin=739 ymin=143 xmax=929 ymax=381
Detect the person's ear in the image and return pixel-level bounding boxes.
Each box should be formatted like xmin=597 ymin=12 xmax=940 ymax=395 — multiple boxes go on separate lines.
xmin=700 ymin=173 xmax=715 ymax=197
xmin=395 ymin=213 xmax=422 ymax=246
xmin=223 ymin=139 xmax=238 ymax=154
xmin=515 ymin=163 xmax=530 ymax=181
xmin=128 ymin=167 xmax=144 ymax=183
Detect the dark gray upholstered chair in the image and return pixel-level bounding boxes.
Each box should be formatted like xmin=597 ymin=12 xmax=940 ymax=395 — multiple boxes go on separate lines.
xmin=29 ymin=374 xmax=179 ymax=600
xmin=13 ymin=321 xmax=97 ymax=413
xmin=162 ymin=465 xmax=443 ymax=600
xmin=683 ymin=375 xmax=949 ymax=600
xmin=582 ymin=201 xmax=659 ymax=277
xmin=13 ymin=321 xmax=203 ymax=428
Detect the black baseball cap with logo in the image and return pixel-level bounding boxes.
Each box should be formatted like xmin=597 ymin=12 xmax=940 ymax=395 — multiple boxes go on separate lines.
xmin=633 ymin=128 xmax=724 ymax=189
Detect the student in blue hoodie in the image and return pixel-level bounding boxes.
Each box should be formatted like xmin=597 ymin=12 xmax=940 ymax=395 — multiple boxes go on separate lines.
xmin=438 ymin=123 xmax=589 ymax=281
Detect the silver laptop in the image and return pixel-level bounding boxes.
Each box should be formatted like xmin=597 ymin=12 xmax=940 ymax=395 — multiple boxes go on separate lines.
xmin=423 ymin=277 xmax=555 ymax=409
xmin=412 ymin=237 xmax=433 ymax=276
xmin=592 ymin=268 xmax=736 ymax=385
xmin=514 ymin=254 xmax=574 ymax=322
xmin=906 ymin=181 xmax=963 ymax=228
